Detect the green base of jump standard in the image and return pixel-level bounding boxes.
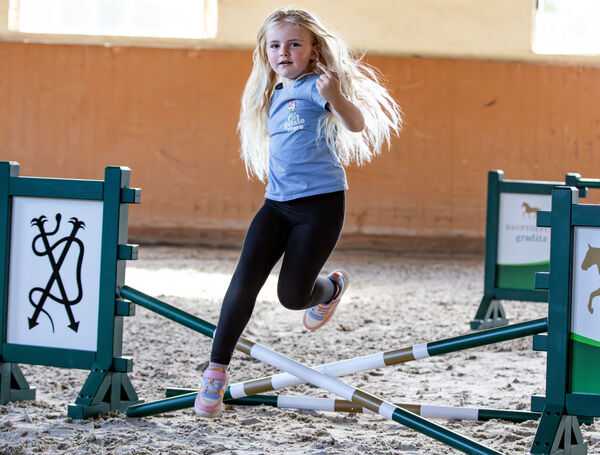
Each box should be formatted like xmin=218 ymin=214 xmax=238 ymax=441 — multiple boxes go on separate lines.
xmin=68 ymin=370 xmax=142 ymax=419
xmin=0 ymin=363 xmax=36 ymax=404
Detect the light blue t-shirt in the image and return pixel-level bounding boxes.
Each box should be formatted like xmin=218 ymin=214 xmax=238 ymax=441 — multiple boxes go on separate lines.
xmin=265 ymin=74 xmax=348 ymax=202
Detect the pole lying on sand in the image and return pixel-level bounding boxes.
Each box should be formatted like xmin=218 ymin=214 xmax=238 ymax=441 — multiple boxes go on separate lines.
xmin=227 ymin=395 xmax=546 ymax=423
xmin=162 ymin=388 xmax=542 ymax=423
xmin=122 ymin=281 xmax=547 ymax=401
xmin=225 ymin=317 xmax=548 ymax=399
xmin=134 ymin=388 xmax=597 ymax=424
xmin=120 ymin=286 xmax=503 ymax=455
xmin=226 ymin=394 xmax=543 ymax=423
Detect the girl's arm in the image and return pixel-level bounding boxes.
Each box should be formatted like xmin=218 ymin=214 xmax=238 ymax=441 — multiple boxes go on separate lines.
xmin=316 ymin=62 xmax=365 ymax=133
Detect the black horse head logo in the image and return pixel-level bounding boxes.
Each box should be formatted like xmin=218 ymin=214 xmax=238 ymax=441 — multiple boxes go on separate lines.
xmin=29 ymin=214 xmax=85 ymax=332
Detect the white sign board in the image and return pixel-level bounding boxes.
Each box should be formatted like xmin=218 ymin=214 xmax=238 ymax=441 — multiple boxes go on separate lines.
xmin=496 ymin=193 xmax=552 ymax=265
xmin=7 ymin=197 xmax=103 ymax=351
xmin=571 ymin=227 xmax=600 ymax=343
xmin=571 ymin=227 xmax=600 ymax=393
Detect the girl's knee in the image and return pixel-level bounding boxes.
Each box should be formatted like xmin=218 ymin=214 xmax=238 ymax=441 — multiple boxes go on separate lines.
xmin=277 ymin=287 xmax=310 ymax=311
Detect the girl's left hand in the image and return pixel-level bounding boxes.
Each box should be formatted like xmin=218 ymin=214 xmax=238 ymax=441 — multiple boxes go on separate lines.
xmin=316 ymin=62 xmax=343 ymax=103
xmin=315 ymin=62 xmax=365 ymax=132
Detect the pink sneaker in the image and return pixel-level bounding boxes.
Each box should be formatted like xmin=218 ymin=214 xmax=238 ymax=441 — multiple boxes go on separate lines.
xmin=194 ymin=366 xmax=229 ymax=417
xmin=303 ymin=270 xmax=350 ymax=331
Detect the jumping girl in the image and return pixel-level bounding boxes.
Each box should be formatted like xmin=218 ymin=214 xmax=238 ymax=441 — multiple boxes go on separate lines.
xmin=195 ymin=7 xmax=402 ymax=417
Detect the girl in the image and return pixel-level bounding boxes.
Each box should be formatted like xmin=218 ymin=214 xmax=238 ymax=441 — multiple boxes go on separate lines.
xmin=195 ymin=7 xmax=402 ymax=417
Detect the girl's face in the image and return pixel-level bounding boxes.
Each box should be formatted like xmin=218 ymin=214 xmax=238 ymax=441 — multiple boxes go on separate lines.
xmin=266 ymin=22 xmax=317 ymax=86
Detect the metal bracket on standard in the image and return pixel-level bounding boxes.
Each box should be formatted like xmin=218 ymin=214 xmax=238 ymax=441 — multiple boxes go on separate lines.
xmin=549 ymin=416 xmax=588 ymax=455
xmin=532 ymin=334 xmax=548 ymax=352
xmin=470 ymin=298 xmax=509 ymax=330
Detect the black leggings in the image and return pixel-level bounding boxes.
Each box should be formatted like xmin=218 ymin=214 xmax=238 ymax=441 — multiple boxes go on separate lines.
xmin=210 ymin=191 xmax=345 ymax=365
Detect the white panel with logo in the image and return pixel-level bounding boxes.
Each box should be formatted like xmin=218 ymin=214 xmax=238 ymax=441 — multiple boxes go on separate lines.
xmin=496 ymin=193 xmax=551 ymax=265
xmin=572 ymin=227 xmax=600 ymax=342
xmin=7 ymin=197 xmax=103 ymax=351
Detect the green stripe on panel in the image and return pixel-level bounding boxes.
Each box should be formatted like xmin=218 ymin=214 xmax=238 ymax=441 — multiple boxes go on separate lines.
xmin=570 ymin=338 xmax=600 ymax=395
xmin=496 ymin=262 xmax=549 ymax=290
xmin=571 ymin=333 xmax=600 ymax=348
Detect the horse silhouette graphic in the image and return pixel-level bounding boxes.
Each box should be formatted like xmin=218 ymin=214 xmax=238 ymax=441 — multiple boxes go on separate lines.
xmin=581 ymin=243 xmax=600 ymax=314
xmin=522 ymin=202 xmax=540 ymax=218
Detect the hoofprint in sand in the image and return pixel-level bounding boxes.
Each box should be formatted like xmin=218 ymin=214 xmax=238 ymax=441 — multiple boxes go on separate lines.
xmin=1 ymin=246 xmax=598 ymax=454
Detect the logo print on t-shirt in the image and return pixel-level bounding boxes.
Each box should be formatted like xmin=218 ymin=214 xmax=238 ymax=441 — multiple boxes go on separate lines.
xmin=285 ymin=100 xmax=305 ymax=132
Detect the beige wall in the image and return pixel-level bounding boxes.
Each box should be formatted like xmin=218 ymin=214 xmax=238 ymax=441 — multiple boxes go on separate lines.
xmin=2 ymin=42 xmax=600 ymax=253
xmin=2 ymin=2 xmax=599 ymax=252
xmin=1 ymin=0 xmax=599 ymax=65
xmin=216 ymin=0 xmax=535 ymax=60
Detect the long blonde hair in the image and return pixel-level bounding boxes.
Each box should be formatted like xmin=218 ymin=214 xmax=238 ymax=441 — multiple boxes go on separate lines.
xmin=238 ymin=7 xmax=402 ymax=181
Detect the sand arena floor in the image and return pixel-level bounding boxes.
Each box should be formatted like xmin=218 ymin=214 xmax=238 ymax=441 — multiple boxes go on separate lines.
xmin=1 ymin=246 xmax=599 ymax=454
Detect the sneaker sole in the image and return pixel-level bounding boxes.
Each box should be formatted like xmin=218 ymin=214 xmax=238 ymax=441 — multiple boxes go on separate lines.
xmin=303 ymin=270 xmax=349 ymax=331
xmin=194 ymin=405 xmax=223 ymax=417
xmin=303 ymin=305 xmax=339 ymax=330
xmin=194 ymin=378 xmax=229 ymax=417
